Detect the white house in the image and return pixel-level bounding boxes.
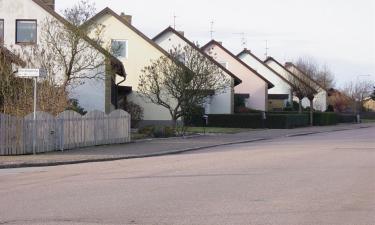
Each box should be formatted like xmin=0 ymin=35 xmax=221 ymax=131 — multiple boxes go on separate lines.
xmin=85 ymin=8 xmax=205 ymax=126
xmin=0 ymin=0 xmax=126 ymax=113
xmin=153 ymin=26 xmax=242 ymax=114
xmin=265 ymin=57 xmax=327 ymax=111
xmin=201 ymin=40 xmax=274 ymax=111
xmin=237 ymin=49 xmax=294 ymax=111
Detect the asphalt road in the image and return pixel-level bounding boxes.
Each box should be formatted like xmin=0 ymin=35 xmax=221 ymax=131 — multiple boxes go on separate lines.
xmin=0 ymin=127 xmax=374 ymax=225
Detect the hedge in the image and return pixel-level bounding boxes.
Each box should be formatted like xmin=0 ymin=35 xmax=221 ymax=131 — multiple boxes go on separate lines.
xmin=207 ymin=113 xmax=309 ymax=129
xmin=312 ymin=112 xmax=337 ymax=126
xmin=267 ymin=114 xmax=309 ymax=129
xmin=205 ymin=112 xmax=354 ymax=129
xmin=207 ymin=114 xmax=263 ymax=128
xmin=337 ymin=114 xmax=357 ymax=123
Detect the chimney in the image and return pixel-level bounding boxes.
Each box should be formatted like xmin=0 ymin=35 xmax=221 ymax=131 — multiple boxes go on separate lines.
xmin=42 ymin=0 xmax=55 ymax=10
xmin=120 ymin=12 xmax=132 ymax=24
xmin=177 ymin=31 xmax=184 ymax=36
xmin=285 ymin=62 xmax=293 ymax=67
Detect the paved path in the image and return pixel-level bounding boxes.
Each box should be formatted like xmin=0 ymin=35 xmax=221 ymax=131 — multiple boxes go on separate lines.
xmin=0 ymin=123 xmax=373 ymax=168
xmin=0 ymin=126 xmax=374 ymax=225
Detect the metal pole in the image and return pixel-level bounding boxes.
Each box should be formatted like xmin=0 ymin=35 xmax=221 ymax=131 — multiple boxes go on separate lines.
xmin=32 ymin=77 xmax=37 ymax=155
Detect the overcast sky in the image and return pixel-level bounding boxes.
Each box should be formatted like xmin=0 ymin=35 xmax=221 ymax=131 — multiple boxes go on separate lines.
xmin=56 ymin=0 xmax=375 ymax=88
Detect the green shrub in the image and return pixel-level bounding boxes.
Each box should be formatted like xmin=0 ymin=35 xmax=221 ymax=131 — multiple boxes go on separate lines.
xmin=123 ymin=101 xmax=144 ymax=128
xmin=139 ymin=126 xmax=176 ymax=138
xmin=312 ymin=112 xmax=337 ymax=126
xmin=266 ymin=114 xmax=309 ymax=129
xmin=184 ymin=105 xmax=205 ymax=127
xmin=207 ymin=114 xmax=263 ymax=128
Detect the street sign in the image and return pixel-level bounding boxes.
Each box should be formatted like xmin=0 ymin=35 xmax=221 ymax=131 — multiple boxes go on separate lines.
xmin=16 ymin=68 xmax=46 ymax=78
xmin=15 ymin=68 xmax=47 ymax=155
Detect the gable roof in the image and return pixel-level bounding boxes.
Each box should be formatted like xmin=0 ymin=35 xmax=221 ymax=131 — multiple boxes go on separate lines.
xmin=284 ymin=62 xmax=326 ymax=91
xmin=31 ymin=0 xmax=126 ymax=77
xmin=84 ymin=7 xmax=175 ymax=59
xmin=201 ymin=40 xmax=274 ymax=89
xmin=264 ymin=56 xmax=316 ymax=94
xmin=152 ymin=26 xmax=242 ymax=86
xmin=237 ymin=49 xmax=293 ymax=87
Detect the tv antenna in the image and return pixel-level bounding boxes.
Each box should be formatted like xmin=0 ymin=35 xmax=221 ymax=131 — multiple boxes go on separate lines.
xmin=233 ymin=32 xmax=247 ymax=48
xmin=265 ymin=40 xmax=269 ymax=58
xmin=210 ymin=20 xmax=215 ymax=39
xmin=173 ymin=12 xmax=177 ymax=29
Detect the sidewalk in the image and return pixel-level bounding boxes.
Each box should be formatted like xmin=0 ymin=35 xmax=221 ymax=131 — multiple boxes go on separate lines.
xmin=1 ymin=123 xmax=373 ymax=169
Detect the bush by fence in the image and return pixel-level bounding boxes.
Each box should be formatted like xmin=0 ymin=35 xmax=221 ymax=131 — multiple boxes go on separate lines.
xmin=0 ymin=110 xmax=131 ymax=156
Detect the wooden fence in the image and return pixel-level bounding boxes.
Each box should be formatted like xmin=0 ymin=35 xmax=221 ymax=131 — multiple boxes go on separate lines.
xmin=0 ymin=110 xmax=131 ymax=155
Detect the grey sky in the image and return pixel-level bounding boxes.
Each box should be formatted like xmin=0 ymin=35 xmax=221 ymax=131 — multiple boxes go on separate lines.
xmin=57 ymin=0 xmax=375 ymax=87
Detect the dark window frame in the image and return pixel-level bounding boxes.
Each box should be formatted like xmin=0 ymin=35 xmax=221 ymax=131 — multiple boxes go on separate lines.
xmin=0 ymin=19 xmax=4 ymax=44
xmin=15 ymin=19 xmax=37 ymax=45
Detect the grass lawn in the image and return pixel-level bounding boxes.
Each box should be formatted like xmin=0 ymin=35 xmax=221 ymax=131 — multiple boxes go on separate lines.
xmin=185 ymin=127 xmax=256 ymax=134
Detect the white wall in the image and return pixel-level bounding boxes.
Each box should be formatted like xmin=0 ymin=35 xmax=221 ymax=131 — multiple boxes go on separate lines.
xmin=87 ymin=14 xmax=181 ymax=121
xmin=204 ymin=44 xmax=268 ymax=111
xmin=0 ymin=0 xmax=108 ymax=112
xmin=239 ymin=53 xmax=292 ymax=103
xmin=154 ymin=31 xmax=233 ymax=114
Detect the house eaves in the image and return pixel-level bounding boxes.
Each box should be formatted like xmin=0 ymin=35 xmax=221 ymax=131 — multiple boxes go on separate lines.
xmin=237 ymin=49 xmax=293 ymax=88
xmin=31 ymin=0 xmax=126 ymax=77
xmin=202 ymin=40 xmax=274 ymax=89
xmin=153 ymin=26 xmax=242 ymax=86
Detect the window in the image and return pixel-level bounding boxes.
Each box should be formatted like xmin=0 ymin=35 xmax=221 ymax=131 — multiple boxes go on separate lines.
xmin=16 ymin=20 xmax=37 ymax=44
xmin=0 ymin=19 xmax=4 ymax=44
xmin=111 ymin=40 xmax=128 ymax=58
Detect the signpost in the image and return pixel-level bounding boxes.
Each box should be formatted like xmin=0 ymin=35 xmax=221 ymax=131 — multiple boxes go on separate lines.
xmin=16 ymin=68 xmax=46 ymax=155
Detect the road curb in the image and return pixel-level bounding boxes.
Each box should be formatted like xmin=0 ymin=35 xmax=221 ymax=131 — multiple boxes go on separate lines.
xmin=1 ymin=125 xmax=372 ymax=169
xmin=0 ymin=138 xmax=266 ymax=169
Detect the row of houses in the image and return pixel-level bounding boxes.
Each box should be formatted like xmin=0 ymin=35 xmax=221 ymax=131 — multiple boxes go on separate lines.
xmin=1 ymin=0 xmax=328 ymax=126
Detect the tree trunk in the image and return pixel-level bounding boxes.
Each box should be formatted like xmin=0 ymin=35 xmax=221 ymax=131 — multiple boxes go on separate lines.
xmin=310 ymin=99 xmax=314 ymax=126
xmin=298 ymin=98 xmax=303 ymax=114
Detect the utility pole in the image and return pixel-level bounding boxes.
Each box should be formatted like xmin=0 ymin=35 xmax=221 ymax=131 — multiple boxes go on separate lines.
xmin=210 ymin=20 xmax=215 ymax=39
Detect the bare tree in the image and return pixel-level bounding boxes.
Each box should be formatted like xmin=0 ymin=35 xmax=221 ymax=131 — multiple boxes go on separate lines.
xmin=287 ymin=66 xmax=318 ymax=126
xmin=295 ymin=57 xmax=335 ymax=89
xmin=1 ymin=0 xmax=106 ymax=116
xmin=0 ymin=46 xmax=68 ymax=116
xmin=139 ymin=45 xmax=230 ymax=128
xmin=342 ymin=80 xmax=373 ymax=114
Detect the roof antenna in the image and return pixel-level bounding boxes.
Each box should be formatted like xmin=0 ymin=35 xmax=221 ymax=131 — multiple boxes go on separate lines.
xmin=173 ymin=12 xmax=177 ymax=29
xmin=265 ymin=40 xmax=269 ymax=58
xmin=233 ymin=32 xmax=247 ymax=48
xmin=210 ymin=20 xmax=215 ymax=39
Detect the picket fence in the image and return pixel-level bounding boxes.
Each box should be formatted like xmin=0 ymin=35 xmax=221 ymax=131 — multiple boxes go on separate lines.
xmin=0 ymin=110 xmax=131 ymax=155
